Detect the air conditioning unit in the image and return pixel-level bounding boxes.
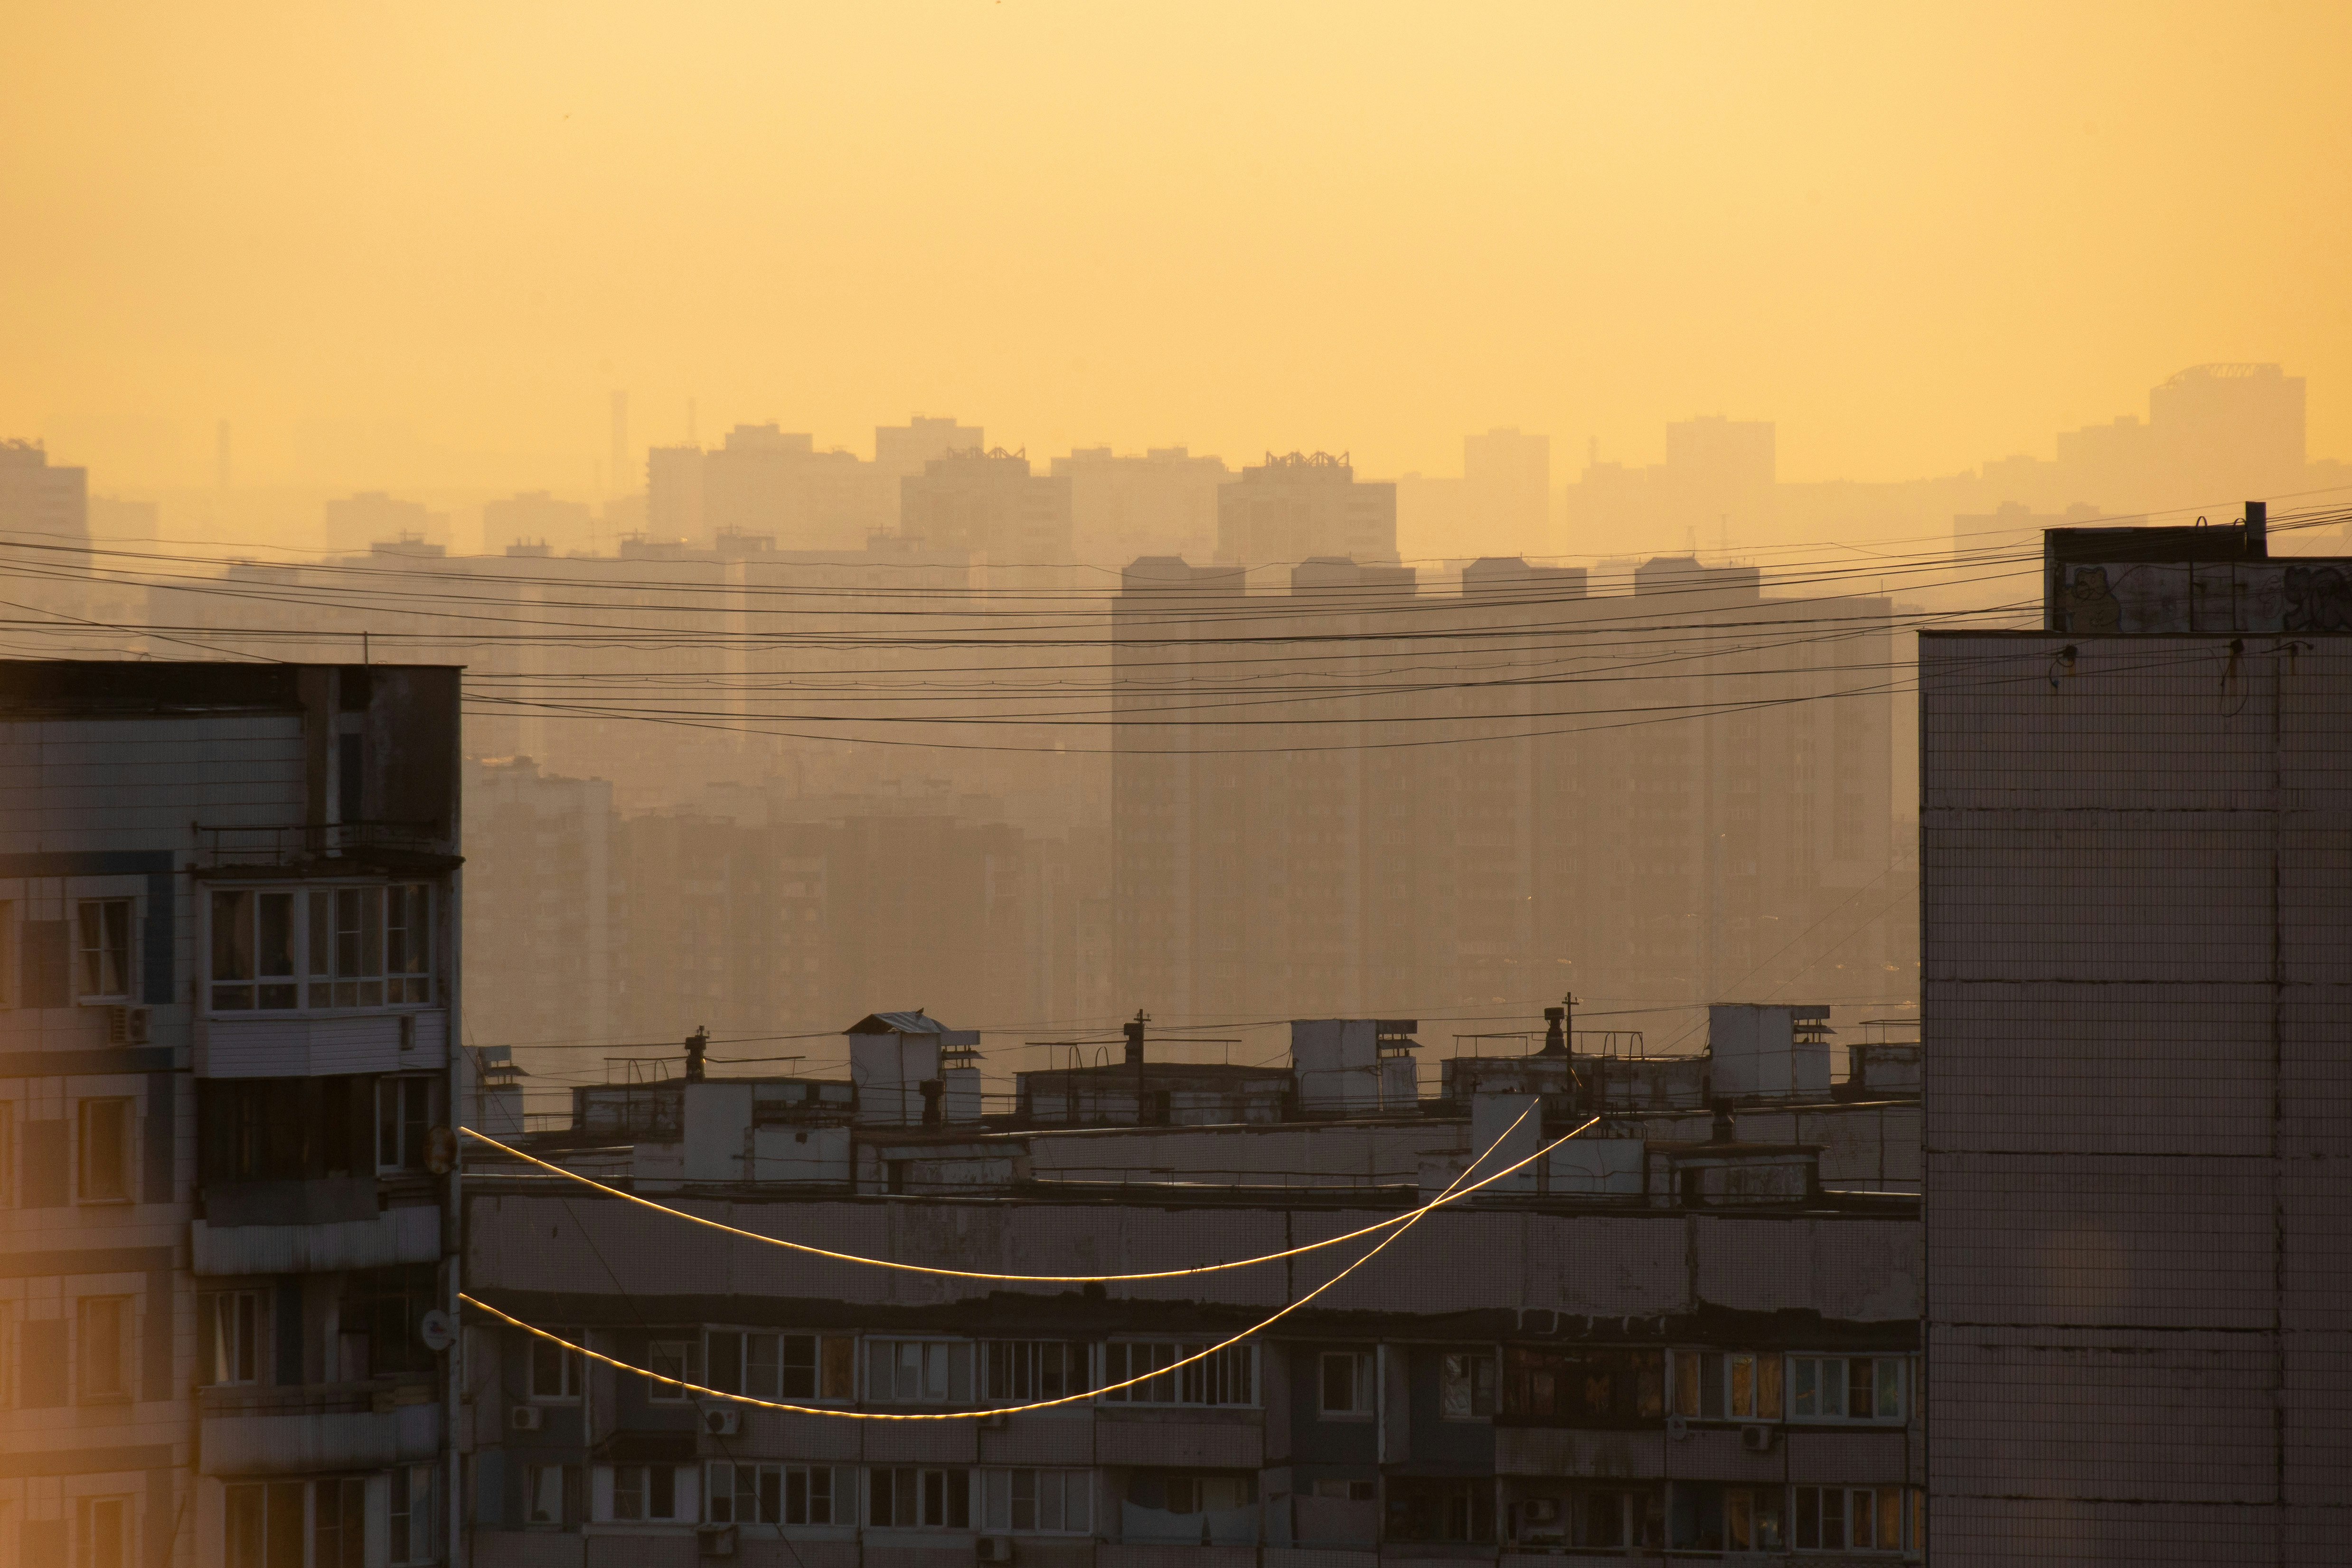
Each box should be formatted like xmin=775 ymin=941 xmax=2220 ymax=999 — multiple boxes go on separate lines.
xmin=508 ymin=1406 xmax=544 ymax=1432
xmin=977 ymin=1536 xmax=1015 ymax=1564
xmin=108 ymin=1005 xmax=151 ymax=1045
xmin=701 ymin=1404 xmax=742 ymax=1437
xmin=1740 ymin=1424 xmax=1778 ymax=1453
xmin=1521 ymin=1500 xmax=1559 ymax=1525
xmin=696 ymin=1523 xmax=737 ymax=1559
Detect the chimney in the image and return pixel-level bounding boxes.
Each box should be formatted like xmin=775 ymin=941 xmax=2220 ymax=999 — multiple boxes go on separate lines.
xmin=684 ymin=1026 xmax=708 ymax=1084
xmin=1540 ymin=1005 xmax=1567 ymax=1057
xmin=1124 ymin=1010 xmax=1148 ymax=1068
xmin=2245 ymin=500 xmax=2267 ymax=559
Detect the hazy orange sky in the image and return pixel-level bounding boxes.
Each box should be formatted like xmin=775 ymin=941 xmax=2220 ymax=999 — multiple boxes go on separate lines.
xmin=5 ymin=1 xmax=2349 ymax=495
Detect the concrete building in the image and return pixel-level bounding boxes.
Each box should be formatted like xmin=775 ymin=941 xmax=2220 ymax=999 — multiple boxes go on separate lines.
xmin=1217 ymin=454 xmax=1398 ymax=569
xmin=1919 ymin=504 xmax=2352 ymax=1562
xmin=1052 ymin=447 xmax=1230 ymax=565
xmin=899 ymin=450 xmax=1074 ymax=585
xmin=460 ymin=1007 xmax=1923 ymax=1565
xmin=0 ymin=439 xmax=89 ymax=549
xmin=1111 ymin=553 xmax=1905 ymax=1029
xmin=0 ymin=660 xmax=464 ymax=1567
xmin=481 ymin=493 xmax=595 ymax=557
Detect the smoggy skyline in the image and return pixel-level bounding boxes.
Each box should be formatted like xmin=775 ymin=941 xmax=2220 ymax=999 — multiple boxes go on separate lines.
xmin=7 ymin=2 xmax=2351 ymax=498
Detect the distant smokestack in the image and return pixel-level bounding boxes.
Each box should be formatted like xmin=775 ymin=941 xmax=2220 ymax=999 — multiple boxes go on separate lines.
xmin=684 ymin=1025 xmax=707 ymax=1084
xmin=1124 ymin=1010 xmax=1147 ymax=1067
xmin=2246 ymin=499 xmax=2267 ymax=559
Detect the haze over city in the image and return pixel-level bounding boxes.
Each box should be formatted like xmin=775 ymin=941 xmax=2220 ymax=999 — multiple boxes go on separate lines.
xmin=4 ymin=7 xmax=2351 ymax=1567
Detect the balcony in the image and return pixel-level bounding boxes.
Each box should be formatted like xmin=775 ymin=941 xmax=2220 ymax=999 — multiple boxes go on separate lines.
xmin=199 ymin=1380 xmax=441 ymax=1476
xmin=193 ymin=1191 xmax=439 ymax=1275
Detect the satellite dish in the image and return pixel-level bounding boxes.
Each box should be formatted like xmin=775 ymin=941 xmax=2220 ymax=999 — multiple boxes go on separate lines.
xmin=419 ymin=1310 xmax=454 ymax=1352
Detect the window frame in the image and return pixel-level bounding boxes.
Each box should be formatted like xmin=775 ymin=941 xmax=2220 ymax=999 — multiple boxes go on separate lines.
xmin=76 ymin=1097 xmax=134 ymax=1204
xmin=866 ymin=1465 xmax=971 ymax=1530
xmin=76 ymin=1294 xmax=133 ymax=1405
xmin=705 ymin=1327 xmax=856 ymax=1403
xmin=75 ymin=1494 xmax=132 ymax=1568
xmin=866 ymin=1337 xmax=976 ymax=1407
xmin=524 ymin=1464 xmax=584 ymax=1530
xmin=1318 ymin=1349 xmax=1374 ymax=1419
xmin=981 ymin=1339 xmax=1092 ymax=1404
xmin=388 ymin=1462 xmax=441 ymax=1564
xmin=1788 ymin=1355 xmax=1909 ymax=1424
xmin=705 ymin=1462 xmax=851 ymax=1528
xmin=977 ymin=1467 xmax=1094 ymax=1536
xmin=374 ymin=1076 xmax=437 ymax=1175
xmin=645 ymin=1338 xmax=704 ymax=1403
xmin=201 ymin=882 xmax=438 ymax=1018
xmin=1098 ymin=1340 xmax=1258 ymax=1408
xmin=197 ymin=1290 xmax=261 ymax=1388
xmin=1439 ymin=1349 xmax=1496 ymax=1420
xmin=528 ymin=1326 xmax=585 ymax=1402
xmin=74 ymin=898 xmax=134 ymax=1004
xmin=1791 ymin=1484 xmax=1920 ymax=1553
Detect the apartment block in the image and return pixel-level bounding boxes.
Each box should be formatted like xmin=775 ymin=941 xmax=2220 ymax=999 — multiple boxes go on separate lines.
xmin=1919 ymin=504 xmax=2352 ymax=1563
xmin=0 ymin=660 xmax=464 ymax=1568
xmin=461 ymin=1005 xmax=1924 ymax=1567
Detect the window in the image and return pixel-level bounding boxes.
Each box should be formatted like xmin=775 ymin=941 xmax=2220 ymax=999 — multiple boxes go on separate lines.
xmin=199 ymin=1076 xmax=374 ymax=1184
xmin=1319 ymin=1351 xmax=1373 ymax=1418
xmin=1793 ymin=1486 xmax=1921 ymax=1552
xmin=606 ymin=1465 xmax=694 ymax=1522
xmin=75 ymin=1495 xmax=130 ymax=1568
xmin=1789 ymin=1356 xmax=1908 ymax=1423
xmin=1386 ymin=1478 xmax=1492 ymax=1544
xmin=390 ymin=1464 xmax=440 ymax=1563
xmin=309 ymin=884 xmax=434 ymax=1010
xmin=529 ymin=1328 xmax=584 ymax=1400
xmin=225 ymin=1483 xmax=302 ymax=1568
xmin=386 ymin=884 xmax=433 ymax=1004
xmin=209 ymin=890 xmax=298 ymax=1011
xmin=1100 ymin=1341 xmax=1255 ymax=1407
xmin=375 ymin=1077 xmax=434 ymax=1174
xmin=526 ymin=1465 xmax=583 ymax=1529
xmin=313 ymin=1476 xmax=367 ymax=1568
xmin=77 ymin=1296 xmax=131 ymax=1403
xmin=866 ymin=1339 xmax=973 ymax=1405
xmin=198 ymin=1291 xmax=260 ymax=1386
xmin=1500 ymin=1347 xmax=1665 ymax=1423
xmin=646 ymin=1338 xmax=703 ymax=1402
xmin=868 ymin=1467 xmax=969 ymax=1530
xmin=339 ymin=1266 xmax=437 ymax=1380
xmin=1441 ymin=1350 xmax=1496 ymax=1419
xmin=1669 ymin=1349 xmax=1784 ymax=1420
xmin=1726 ymin=1486 xmax=1785 ymax=1551
xmin=707 ymin=1329 xmax=855 ymax=1401
xmin=75 ymin=900 xmax=132 ymax=1001
xmin=1138 ymin=1474 xmax=1253 ymax=1515
xmin=978 ymin=1468 xmax=1092 ymax=1535
xmin=707 ymin=1463 xmax=850 ymax=1527
xmin=983 ymin=1340 xmax=1091 ymax=1403
xmin=77 ymin=1098 xmax=132 ymax=1202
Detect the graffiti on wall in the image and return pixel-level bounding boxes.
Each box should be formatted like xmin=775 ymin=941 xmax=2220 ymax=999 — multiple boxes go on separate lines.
xmin=2055 ymin=560 xmax=2352 ymax=633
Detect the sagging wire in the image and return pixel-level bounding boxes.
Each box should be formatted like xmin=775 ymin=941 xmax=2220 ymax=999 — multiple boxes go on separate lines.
xmin=458 ymin=1106 xmax=1594 ymax=1420
xmin=458 ymin=1101 xmax=1569 ymax=1284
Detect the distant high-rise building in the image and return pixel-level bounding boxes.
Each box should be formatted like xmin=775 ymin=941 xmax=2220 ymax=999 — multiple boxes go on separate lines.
xmin=1463 ymin=427 xmax=1552 ymax=556
xmin=2148 ymin=361 xmax=2306 ymax=505
xmin=0 ymin=438 xmax=88 ymax=548
xmin=1051 ymin=445 xmax=1229 ymax=563
xmin=1111 ymin=551 xmax=1900 ymax=1024
xmin=899 ymin=448 xmax=1073 ymax=580
xmin=698 ymin=423 xmax=889 ymax=550
xmin=1662 ymin=415 xmax=1775 ymax=547
xmin=644 ymin=443 xmax=706 ymax=541
xmin=1216 ymin=451 xmax=1398 ymax=566
xmin=875 ymin=414 xmax=984 ymax=495
xmin=482 ymin=490 xmax=595 ymax=555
